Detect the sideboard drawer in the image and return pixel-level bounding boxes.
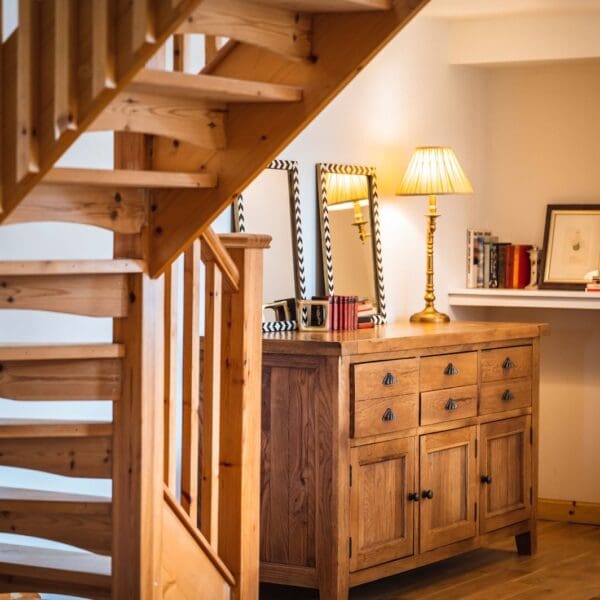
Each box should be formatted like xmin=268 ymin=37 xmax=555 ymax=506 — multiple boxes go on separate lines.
xmin=353 ymin=358 xmax=418 ymax=401
xmin=481 ymin=346 xmax=532 ymax=383
xmin=420 ymin=385 xmax=478 ymax=426
xmin=420 ymin=352 xmax=477 ymax=392
xmin=479 ymin=379 xmax=532 ymax=415
xmin=353 ymin=393 xmax=418 ymax=438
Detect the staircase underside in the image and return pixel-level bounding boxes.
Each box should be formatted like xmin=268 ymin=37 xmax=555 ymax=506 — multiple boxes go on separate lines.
xmin=0 ymin=0 xmax=430 ymax=597
xmin=1 ymin=0 xmax=429 ymax=279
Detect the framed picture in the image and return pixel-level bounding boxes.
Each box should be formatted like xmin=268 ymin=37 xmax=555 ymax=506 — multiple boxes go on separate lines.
xmin=540 ymin=204 xmax=600 ymax=290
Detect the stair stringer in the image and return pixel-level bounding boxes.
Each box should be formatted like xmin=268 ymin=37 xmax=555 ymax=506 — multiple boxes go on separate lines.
xmin=0 ymin=0 xmax=206 ymax=222
xmin=161 ymin=489 xmax=234 ymax=599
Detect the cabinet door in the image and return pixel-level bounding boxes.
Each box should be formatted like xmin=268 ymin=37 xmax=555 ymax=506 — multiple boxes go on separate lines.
xmin=480 ymin=416 xmax=532 ymax=533
xmin=350 ymin=437 xmax=416 ymax=571
xmin=420 ymin=426 xmax=477 ymax=553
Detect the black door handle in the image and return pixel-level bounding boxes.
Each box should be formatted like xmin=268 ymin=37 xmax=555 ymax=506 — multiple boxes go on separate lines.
xmin=422 ymin=489 xmax=434 ymax=500
xmin=481 ymin=475 xmax=493 ymax=484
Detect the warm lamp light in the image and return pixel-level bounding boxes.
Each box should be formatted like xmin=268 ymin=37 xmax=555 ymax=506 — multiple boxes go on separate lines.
xmin=396 ymin=147 xmax=473 ymax=323
xmin=325 ymin=173 xmax=371 ymax=242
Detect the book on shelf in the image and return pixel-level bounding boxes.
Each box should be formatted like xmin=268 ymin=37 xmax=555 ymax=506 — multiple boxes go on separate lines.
xmin=312 ymin=295 xmax=360 ymax=331
xmin=466 ymin=229 xmax=533 ymax=290
xmin=585 ymin=283 xmax=600 ymax=293
xmin=466 ymin=229 xmax=492 ymax=288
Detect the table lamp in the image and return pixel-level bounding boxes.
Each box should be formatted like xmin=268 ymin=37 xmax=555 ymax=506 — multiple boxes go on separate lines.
xmin=396 ymin=146 xmax=473 ymax=323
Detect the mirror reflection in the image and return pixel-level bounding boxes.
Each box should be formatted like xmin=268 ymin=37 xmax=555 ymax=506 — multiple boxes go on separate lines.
xmin=326 ymin=172 xmax=376 ymax=303
xmin=318 ymin=164 xmax=386 ymax=323
xmin=235 ymin=161 xmax=305 ymax=330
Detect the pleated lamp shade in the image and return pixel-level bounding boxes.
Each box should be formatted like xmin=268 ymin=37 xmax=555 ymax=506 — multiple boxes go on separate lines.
xmin=326 ymin=173 xmax=369 ymax=206
xmin=396 ymin=147 xmax=474 ymax=196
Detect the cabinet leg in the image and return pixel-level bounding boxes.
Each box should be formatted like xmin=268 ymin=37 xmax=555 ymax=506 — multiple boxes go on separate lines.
xmin=318 ymin=572 xmax=349 ymax=600
xmin=515 ymin=530 xmax=535 ymax=555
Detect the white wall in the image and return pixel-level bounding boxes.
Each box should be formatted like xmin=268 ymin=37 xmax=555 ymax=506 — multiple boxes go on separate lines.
xmin=280 ymin=16 xmax=487 ymax=320
xmin=473 ymin=61 xmax=600 ymax=503
xmin=447 ymin=13 xmax=600 ymax=65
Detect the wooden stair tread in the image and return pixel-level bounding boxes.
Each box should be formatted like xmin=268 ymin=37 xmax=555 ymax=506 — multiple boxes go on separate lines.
xmin=43 ymin=168 xmax=217 ymax=189
xmin=0 ymin=259 xmax=145 ymax=276
xmin=254 ymin=0 xmax=392 ymax=11
xmin=0 ymin=542 xmax=111 ymax=579
xmin=0 ymin=486 xmax=110 ymax=505
xmin=130 ymin=69 xmax=303 ymax=103
xmin=0 ymin=344 xmax=125 ymax=361
xmin=0 ymin=420 xmax=112 ymax=438
xmin=0 ymin=487 xmax=112 ymax=555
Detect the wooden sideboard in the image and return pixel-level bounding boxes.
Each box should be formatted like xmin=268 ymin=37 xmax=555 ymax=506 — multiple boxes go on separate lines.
xmin=259 ymin=321 xmax=547 ymax=599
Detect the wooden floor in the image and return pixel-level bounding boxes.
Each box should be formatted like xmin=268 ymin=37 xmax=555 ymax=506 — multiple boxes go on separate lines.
xmin=260 ymin=521 xmax=600 ymax=599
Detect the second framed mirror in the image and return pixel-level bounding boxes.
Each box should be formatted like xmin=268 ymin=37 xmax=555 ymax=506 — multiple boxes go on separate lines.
xmin=317 ymin=163 xmax=387 ymax=324
xmin=235 ymin=160 xmax=306 ymax=332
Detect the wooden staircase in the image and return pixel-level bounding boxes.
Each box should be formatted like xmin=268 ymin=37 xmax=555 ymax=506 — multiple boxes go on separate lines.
xmin=0 ymin=0 xmax=428 ymax=598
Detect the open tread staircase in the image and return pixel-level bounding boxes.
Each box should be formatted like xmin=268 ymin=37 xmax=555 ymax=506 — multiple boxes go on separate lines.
xmin=0 ymin=542 xmax=111 ymax=600
xmin=44 ymin=167 xmax=217 ymax=189
xmin=0 ymin=486 xmax=112 ymax=556
xmin=0 ymin=0 xmax=429 ymax=597
xmin=129 ymin=69 xmax=304 ymax=104
xmin=0 ymin=419 xmax=113 ymax=479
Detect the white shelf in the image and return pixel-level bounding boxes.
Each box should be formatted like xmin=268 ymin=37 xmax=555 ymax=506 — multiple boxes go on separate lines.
xmin=448 ymin=288 xmax=600 ymax=310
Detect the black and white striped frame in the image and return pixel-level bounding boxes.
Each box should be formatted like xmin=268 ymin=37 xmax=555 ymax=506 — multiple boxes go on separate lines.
xmin=234 ymin=160 xmax=306 ymax=332
xmin=316 ymin=163 xmax=387 ymax=324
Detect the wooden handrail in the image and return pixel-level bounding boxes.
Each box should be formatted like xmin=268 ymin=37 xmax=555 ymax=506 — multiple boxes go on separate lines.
xmin=163 ymin=485 xmax=236 ymax=587
xmin=218 ymin=233 xmax=272 ymax=250
xmin=200 ymin=227 xmax=240 ymax=291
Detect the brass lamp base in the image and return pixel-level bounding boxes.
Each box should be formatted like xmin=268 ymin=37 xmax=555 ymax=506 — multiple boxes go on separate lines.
xmin=409 ymin=305 xmax=450 ymax=324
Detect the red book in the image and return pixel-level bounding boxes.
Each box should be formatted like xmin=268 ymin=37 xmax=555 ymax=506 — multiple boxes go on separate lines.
xmin=512 ymin=245 xmax=532 ymax=289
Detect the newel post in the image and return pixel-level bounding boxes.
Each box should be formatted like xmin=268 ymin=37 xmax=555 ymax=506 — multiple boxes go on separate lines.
xmin=218 ymin=234 xmax=270 ymax=600
xmin=112 ymin=272 xmax=165 ymax=599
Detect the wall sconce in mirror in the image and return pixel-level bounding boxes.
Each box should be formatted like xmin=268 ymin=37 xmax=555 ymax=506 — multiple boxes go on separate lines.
xmin=317 ymin=164 xmax=387 ymax=325
xmin=326 ymin=173 xmax=371 ymax=243
xmin=234 ymin=160 xmax=307 ymax=332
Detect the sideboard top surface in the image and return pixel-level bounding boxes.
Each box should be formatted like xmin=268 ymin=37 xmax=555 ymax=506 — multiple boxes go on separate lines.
xmin=262 ymin=320 xmax=549 ymax=356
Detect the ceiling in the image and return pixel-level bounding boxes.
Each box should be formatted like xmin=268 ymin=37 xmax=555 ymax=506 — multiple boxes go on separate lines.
xmin=423 ymin=0 xmax=600 ymax=19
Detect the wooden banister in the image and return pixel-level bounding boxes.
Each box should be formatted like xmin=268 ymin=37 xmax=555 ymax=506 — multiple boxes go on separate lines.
xmin=163 ymin=259 xmax=181 ymax=494
xmin=201 ymin=227 xmax=240 ymax=292
xmin=218 ymin=233 xmax=269 ymax=600
xmin=158 ymin=232 xmax=267 ymax=597
xmin=201 ymin=257 xmax=223 ymax=544
xmin=181 ymin=240 xmax=200 ymax=522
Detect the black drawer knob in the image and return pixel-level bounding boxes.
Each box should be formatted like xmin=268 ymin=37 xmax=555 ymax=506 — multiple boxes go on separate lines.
xmin=481 ymin=475 xmax=493 ymax=484
xmin=382 ymin=372 xmax=397 ymax=386
xmin=382 ymin=408 xmax=395 ymax=422
xmin=422 ymin=489 xmax=434 ymax=500
xmin=502 ymin=389 xmax=515 ymax=402
xmin=408 ymin=492 xmax=420 ymax=502
xmin=444 ymin=363 xmax=458 ymax=376
xmin=445 ymin=399 xmax=458 ymax=411
xmin=503 ymin=357 xmax=516 ymax=370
